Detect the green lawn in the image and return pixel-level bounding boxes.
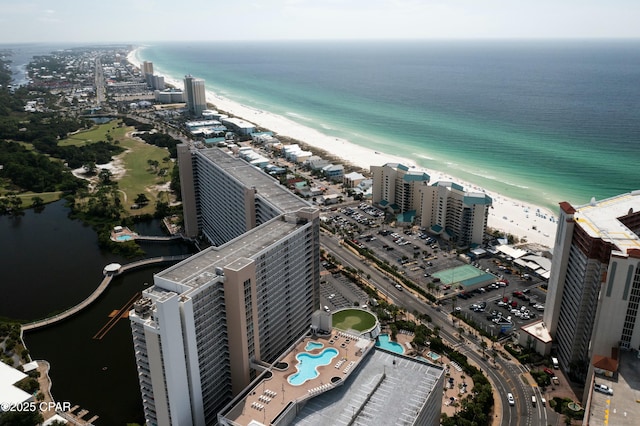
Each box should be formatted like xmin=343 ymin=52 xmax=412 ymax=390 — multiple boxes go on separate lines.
xmin=116 ymin=136 xmax=173 ymax=215
xmin=59 ymin=121 xmax=127 ymax=147
xmin=60 ymin=120 xmax=174 ymax=216
xmin=332 ymin=309 xmax=377 ymax=332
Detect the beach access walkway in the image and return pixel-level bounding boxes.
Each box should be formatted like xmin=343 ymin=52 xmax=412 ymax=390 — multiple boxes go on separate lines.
xmin=21 ymin=254 xmax=190 ymax=332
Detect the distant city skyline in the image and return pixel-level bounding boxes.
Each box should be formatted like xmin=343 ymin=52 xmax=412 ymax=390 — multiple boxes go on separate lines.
xmin=1 ymin=0 xmax=639 ymax=44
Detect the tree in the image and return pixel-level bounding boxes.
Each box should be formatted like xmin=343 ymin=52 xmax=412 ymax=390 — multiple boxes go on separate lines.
xmin=134 ymin=193 xmax=150 ymax=206
xmin=98 ymin=168 xmax=113 ymax=185
xmin=147 ymin=159 xmax=159 ymax=173
xmin=0 ymin=410 xmax=44 ymax=426
xmin=83 ymin=161 xmax=97 ymax=175
xmin=8 ymin=194 xmax=23 ymax=215
xmin=31 ymin=196 xmax=45 ymax=213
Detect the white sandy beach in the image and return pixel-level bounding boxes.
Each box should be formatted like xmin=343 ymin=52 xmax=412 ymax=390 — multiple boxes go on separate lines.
xmin=128 ymin=49 xmax=559 ymax=248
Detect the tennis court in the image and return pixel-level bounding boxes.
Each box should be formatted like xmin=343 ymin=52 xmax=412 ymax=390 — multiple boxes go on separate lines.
xmin=433 ymin=264 xmax=495 ymax=288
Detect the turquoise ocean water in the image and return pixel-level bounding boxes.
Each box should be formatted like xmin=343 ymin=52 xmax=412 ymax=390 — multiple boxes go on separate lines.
xmin=142 ymin=40 xmax=637 ymax=210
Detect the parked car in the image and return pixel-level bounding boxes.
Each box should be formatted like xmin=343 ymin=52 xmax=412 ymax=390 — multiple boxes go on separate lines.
xmin=594 ymin=383 xmax=614 ymax=395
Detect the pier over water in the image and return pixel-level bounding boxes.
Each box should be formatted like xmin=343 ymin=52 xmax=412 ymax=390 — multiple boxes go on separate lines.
xmin=21 ymin=255 xmax=190 ymax=332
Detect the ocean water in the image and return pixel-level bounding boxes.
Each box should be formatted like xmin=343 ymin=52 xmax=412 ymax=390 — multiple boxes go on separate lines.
xmin=138 ymin=40 xmax=640 ymax=211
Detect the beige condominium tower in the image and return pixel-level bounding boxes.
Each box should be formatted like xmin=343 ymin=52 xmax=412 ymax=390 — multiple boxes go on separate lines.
xmin=543 ymin=191 xmax=640 ymax=388
xmin=130 ymin=145 xmax=320 ymax=425
xmin=184 ymin=74 xmax=207 ymax=117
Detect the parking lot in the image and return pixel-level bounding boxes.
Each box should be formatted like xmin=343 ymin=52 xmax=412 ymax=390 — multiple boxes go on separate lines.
xmin=449 ymin=269 xmax=547 ymax=338
xmin=322 ymin=202 xmax=549 ymax=337
xmin=320 ymin=263 xmax=371 ymax=312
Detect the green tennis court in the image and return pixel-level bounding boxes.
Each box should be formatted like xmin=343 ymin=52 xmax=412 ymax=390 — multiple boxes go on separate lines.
xmin=433 ymin=264 xmax=495 ymax=287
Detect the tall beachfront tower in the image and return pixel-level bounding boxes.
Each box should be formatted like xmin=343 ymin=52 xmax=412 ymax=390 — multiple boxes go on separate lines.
xmin=130 ymin=145 xmax=320 ymax=426
xmin=543 ymin=191 xmax=640 ymax=386
xmin=184 ymin=74 xmax=207 ymax=116
xmin=142 ymin=61 xmax=154 ymax=76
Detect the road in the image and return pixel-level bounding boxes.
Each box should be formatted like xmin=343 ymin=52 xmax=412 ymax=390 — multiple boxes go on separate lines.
xmin=95 ymin=57 xmax=106 ymax=105
xmin=321 ymin=232 xmax=547 ymax=426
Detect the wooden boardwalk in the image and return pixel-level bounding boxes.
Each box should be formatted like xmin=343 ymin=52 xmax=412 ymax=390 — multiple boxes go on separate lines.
xmin=93 ymin=292 xmax=141 ymax=339
xmin=21 ymin=254 xmax=190 ymax=332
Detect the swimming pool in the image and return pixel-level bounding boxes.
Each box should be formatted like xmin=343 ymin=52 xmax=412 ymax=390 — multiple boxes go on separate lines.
xmin=116 ymin=235 xmax=134 ymax=241
xmin=305 ymin=341 xmax=324 ymax=351
xmin=427 ymin=351 xmax=441 ymax=361
xmin=375 ymin=333 xmax=404 ymax=354
xmin=288 ymin=348 xmax=338 ymax=386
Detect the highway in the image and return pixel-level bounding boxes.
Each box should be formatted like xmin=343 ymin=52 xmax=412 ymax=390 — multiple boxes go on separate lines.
xmin=94 ymin=57 xmax=106 ymax=105
xmin=321 ymin=232 xmax=546 ymax=426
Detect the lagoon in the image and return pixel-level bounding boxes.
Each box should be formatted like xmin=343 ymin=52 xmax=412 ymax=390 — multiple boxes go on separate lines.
xmin=1 ymin=200 xmax=195 ymax=424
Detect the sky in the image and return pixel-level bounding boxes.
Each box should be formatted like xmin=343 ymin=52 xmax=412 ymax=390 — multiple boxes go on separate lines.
xmin=1 ymin=0 xmax=639 ymax=44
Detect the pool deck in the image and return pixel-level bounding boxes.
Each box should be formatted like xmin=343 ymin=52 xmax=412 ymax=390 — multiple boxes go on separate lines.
xmin=110 ymin=226 xmax=138 ymax=242
xmin=225 ymin=331 xmax=375 ymax=425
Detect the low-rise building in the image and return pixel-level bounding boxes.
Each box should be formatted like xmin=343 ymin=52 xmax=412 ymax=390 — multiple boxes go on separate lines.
xmin=0 ymin=362 xmax=34 ymax=412
xmin=322 ymin=164 xmax=344 ymax=181
xmin=218 ymin=328 xmax=445 ymax=426
xmin=221 ymin=117 xmax=257 ymax=136
xmin=343 ymin=171 xmax=366 ymax=188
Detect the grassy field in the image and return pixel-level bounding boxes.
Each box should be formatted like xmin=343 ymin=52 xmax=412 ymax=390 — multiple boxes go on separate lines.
xmin=1 ymin=120 xmax=173 ymax=215
xmin=116 ymin=135 xmax=173 ymax=215
xmin=59 ymin=121 xmax=128 ymax=147
xmin=0 ymin=191 xmax=63 ymax=206
xmin=60 ymin=120 xmax=174 ymax=216
xmin=332 ymin=309 xmax=377 ymax=332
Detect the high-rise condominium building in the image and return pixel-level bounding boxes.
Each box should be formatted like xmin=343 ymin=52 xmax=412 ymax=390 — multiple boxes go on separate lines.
xmin=371 ymin=163 xmax=491 ymax=246
xmin=130 ymin=145 xmax=320 ymax=425
xmin=371 ymin=162 xmax=430 ymax=213
xmin=543 ymin=191 xmax=640 ymax=384
xmin=184 ymin=74 xmax=207 ymax=117
xmin=142 ymin=61 xmax=154 ymax=76
xmin=417 ymin=181 xmax=492 ymax=246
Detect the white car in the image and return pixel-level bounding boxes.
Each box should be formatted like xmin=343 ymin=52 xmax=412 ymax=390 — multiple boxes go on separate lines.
xmin=507 ymin=393 xmax=515 ymax=406
xmin=594 ymin=383 xmax=614 ymax=395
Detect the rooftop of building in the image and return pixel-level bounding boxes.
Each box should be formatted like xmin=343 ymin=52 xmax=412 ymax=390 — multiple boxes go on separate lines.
xmin=402 ymin=171 xmax=430 ymax=182
xmin=156 ymin=215 xmax=302 ymax=286
xmin=199 ymin=147 xmax=312 ymax=214
xmin=219 ymin=330 xmax=444 ymax=426
xmin=520 ymin=320 xmax=553 ymax=344
xmin=573 ymin=190 xmax=640 ymax=255
xmin=222 ymin=116 xmax=257 ymax=128
xmin=0 ymin=361 xmax=32 ymax=407
xmin=464 ymin=193 xmax=493 ymax=206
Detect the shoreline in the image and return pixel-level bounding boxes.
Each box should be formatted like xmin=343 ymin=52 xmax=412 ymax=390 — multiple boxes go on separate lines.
xmin=128 ymin=48 xmax=558 ymax=248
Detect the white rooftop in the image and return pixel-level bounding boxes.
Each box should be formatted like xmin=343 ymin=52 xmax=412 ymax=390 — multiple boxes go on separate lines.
xmin=573 ymin=191 xmax=640 ymax=255
xmin=496 ymin=245 xmax=529 ymax=259
xmin=0 ymin=362 xmax=33 ymax=408
xmin=22 ymin=361 xmax=39 ymax=372
xmin=521 ymin=320 xmax=552 ymax=343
